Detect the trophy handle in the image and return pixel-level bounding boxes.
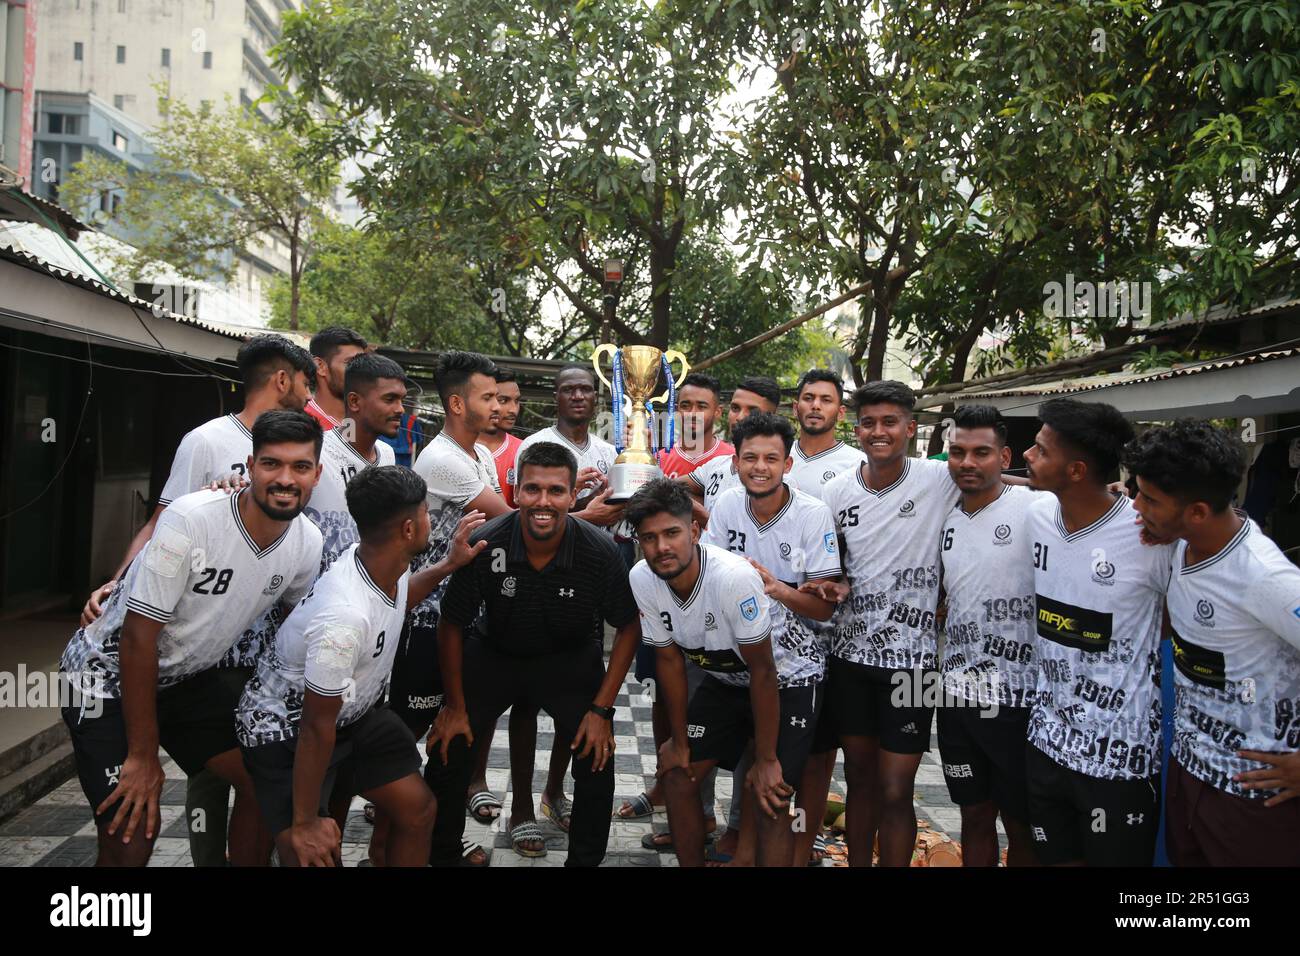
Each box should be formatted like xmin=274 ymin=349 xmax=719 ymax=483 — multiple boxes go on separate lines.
xmin=650 ymin=349 xmax=691 ymax=404
xmin=590 ymin=344 xmax=617 ymax=392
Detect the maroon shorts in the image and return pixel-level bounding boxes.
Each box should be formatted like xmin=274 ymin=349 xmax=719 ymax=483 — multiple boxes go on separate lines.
xmin=1166 ymin=758 xmax=1300 ymax=867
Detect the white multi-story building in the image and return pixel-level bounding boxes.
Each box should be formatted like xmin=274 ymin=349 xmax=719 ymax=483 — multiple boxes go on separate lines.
xmin=30 ymin=0 xmax=340 ymax=322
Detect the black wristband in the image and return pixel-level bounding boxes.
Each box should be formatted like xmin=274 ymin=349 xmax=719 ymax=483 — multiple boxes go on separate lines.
xmin=589 ymin=703 xmax=615 ymax=720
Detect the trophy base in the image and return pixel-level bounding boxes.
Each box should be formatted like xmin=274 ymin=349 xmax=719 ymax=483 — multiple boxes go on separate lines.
xmin=607 ymin=462 xmax=663 ymax=502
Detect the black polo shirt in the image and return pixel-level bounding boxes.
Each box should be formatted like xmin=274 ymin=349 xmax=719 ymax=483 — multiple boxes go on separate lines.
xmin=440 ymin=511 xmax=638 ymax=658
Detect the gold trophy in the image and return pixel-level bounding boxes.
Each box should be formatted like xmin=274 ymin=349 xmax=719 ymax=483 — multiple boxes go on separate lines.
xmin=592 ymin=344 xmax=690 ymax=501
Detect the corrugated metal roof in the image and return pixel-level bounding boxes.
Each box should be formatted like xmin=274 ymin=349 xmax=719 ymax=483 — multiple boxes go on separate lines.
xmin=955 ymin=345 xmax=1300 ymax=400
xmin=0 ymin=243 xmax=249 ymax=342
xmin=1145 ymin=295 xmax=1300 ymax=333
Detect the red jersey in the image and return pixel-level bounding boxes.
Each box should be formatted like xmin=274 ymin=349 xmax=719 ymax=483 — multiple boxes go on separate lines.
xmin=304 ymin=398 xmax=340 ymax=431
xmin=657 ymin=439 xmax=734 ymax=479
xmin=489 ymin=432 xmax=524 ymax=508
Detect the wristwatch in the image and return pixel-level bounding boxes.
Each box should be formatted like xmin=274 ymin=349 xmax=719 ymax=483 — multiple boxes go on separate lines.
xmin=589 ymin=703 xmax=615 ymax=720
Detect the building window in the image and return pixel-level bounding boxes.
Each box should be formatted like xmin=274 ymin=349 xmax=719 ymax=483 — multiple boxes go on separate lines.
xmin=161 ymin=48 xmax=170 ymax=67
xmin=203 ymin=51 xmax=213 ymax=69
xmin=116 ymin=46 xmax=126 ymax=64
xmin=49 ymin=114 xmax=64 ymax=134
xmin=113 ymin=95 xmax=125 ymax=110
xmin=112 ymin=131 xmax=128 ymax=152
xmin=74 ymin=42 xmax=84 ymax=61
xmin=118 ymin=0 xmax=126 ymax=12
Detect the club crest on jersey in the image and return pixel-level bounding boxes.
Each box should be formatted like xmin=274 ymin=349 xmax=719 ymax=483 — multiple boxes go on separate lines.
xmin=704 ymin=612 xmax=718 ymax=631
xmin=822 ymin=470 xmax=836 ymax=483
xmin=1090 ymin=560 xmax=1116 ymax=585
xmin=780 ymin=542 xmax=792 ymax=558
xmin=823 ymin=532 xmax=836 ymax=554
xmin=501 ymin=576 xmax=517 ymax=598
xmin=507 ymin=467 xmax=517 ymax=485
xmin=898 ymin=499 xmax=916 ymax=517
xmin=1194 ymin=599 xmax=1215 ymax=627
xmin=994 ymin=524 xmax=1012 ymax=545
xmin=597 ymin=460 xmax=610 ymax=474
xmin=261 ymin=574 xmax=285 ymax=596
xmin=739 ymin=596 xmax=759 ymax=622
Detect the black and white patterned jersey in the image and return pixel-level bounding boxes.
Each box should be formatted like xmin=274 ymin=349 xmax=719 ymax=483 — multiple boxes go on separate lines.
xmin=789 ymin=440 xmax=865 ymax=502
xmin=821 ymin=456 xmax=957 ymax=671
xmin=631 ymin=544 xmax=773 ymax=689
xmin=408 ymin=431 xmax=497 ymax=631
xmin=1167 ymin=518 xmax=1300 ymax=798
xmin=1027 ymin=494 xmax=1174 ymax=781
xmin=237 ymin=545 xmax=410 ymax=746
xmin=306 ymin=429 xmax=395 ymax=575
xmin=61 ymin=489 xmax=321 ymax=698
xmin=157 ymin=414 xmax=253 ymax=507
xmin=701 ymin=484 xmax=840 ymax=687
xmin=939 ymin=484 xmax=1039 ymax=707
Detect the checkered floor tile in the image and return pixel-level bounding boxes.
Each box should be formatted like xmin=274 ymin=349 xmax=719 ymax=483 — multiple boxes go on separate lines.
xmin=0 ymin=672 xmax=997 ymax=866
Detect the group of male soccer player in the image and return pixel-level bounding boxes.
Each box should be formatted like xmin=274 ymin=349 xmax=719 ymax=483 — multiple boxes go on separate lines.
xmin=56 ymin=329 xmax=1299 ymax=867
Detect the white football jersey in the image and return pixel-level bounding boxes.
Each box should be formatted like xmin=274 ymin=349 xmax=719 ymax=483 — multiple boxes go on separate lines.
xmin=305 ymin=429 xmax=395 ymax=573
xmin=409 ymin=431 xmax=498 ymax=630
xmin=789 ymin=440 xmax=865 ymax=501
xmin=157 ymin=414 xmax=253 ymax=507
xmin=631 ymin=544 xmax=773 ymax=689
xmin=939 ymin=484 xmax=1039 ymax=707
xmin=1027 ymin=494 xmax=1174 ymax=781
xmin=702 ymin=484 xmax=840 ymax=687
xmin=237 ymin=545 xmax=410 ymax=745
xmin=61 ymin=489 xmax=321 ymax=698
xmin=821 ymin=456 xmax=957 ymax=670
xmin=1167 ymin=518 xmax=1300 ymax=797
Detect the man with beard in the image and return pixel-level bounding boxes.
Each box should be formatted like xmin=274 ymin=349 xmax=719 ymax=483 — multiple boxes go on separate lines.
xmin=1124 ymin=420 xmax=1300 ymax=866
xmin=783 ymin=368 xmax=865 ymax=864
xmin=388 ymin=351 xmax=509 ymax=864
xmin=306 ymin=352 xmax=403 ymax=571
xmin=480 ymin=367 xmax=524 ymax=508
xmin=59 ymin=410 xmax=324 ymax=866
xmin=80 ymin=335 xmax=316 ymax=625
xmin=1021 ymin=399 xmax=1173 ymax=866
xmin=237 ymin=466 xmax=487 ymax=866
xmin=426 ymin=441 xmax=641 ymax=866
xmin=657 ymin=372 xmax=734 ymax=479
xmin=305 ymin=326 xmax=368 ymax=431
xmin=626 ymin=478 xmax=798 ymax=866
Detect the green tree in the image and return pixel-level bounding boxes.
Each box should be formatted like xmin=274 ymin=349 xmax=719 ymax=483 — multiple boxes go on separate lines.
xmin=61 ymin=93 xmax=340 ymax=329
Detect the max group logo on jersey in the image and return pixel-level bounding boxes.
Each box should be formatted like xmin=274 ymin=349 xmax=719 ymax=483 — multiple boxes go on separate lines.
xmin=994 ymin=524 xmax=1013 ymax=545
xmin=898 ymin=499 xmax=916 ymax=517
xmin=1194 ymin=599 xmax=1216 ymax=627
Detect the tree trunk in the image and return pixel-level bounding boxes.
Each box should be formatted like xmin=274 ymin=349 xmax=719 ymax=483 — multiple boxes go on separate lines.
xmin=648 ymin=236 xmax=675 ymax=350
xmin=865 ymin=295 xmax=893 ymax=380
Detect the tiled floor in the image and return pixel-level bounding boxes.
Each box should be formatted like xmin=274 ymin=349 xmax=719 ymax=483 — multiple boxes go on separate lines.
xmin=0 ymin=671 xmax=994 ymax=867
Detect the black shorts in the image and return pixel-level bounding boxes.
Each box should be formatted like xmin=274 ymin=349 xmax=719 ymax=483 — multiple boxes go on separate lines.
xmin=241 ymin=706 xmax=421 ymax=837
xmin=388 ymin=619 xmax=444 ymax=738
xmin=686 ymin=676 xmax=821 ymax=788
xmin=826 ymin=656 xmax=933 ymax=754
xmin=62 ymin=667 xmax=245 ymax=825
xmin=1166 ymin=758 xmax=1300 ymax=867
xmin=937 ymin=705 xmax=1031 ymax=822
xmin=1025 ymin=743 xmax=1160 ymax=866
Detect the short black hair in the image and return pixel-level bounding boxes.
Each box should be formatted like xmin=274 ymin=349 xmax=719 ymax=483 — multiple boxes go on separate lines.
xmin=731 ymin=410 xmax=795 ymax=456
xmin=344 ymin=352 xmax=407 ymax=398
xmin=555 ymin=364 xmax=596 ymax=389
xmin=732 ymin=375 xmax=780 ymax=408
xmin=309 ymin=326 xmax=367 ymax=361
xmin=493 ymin=367 xmax=517 ymax=384
xmin=237 ymin=335 xmax=316 ymax=392
xmin=434 ymin=350 xmax=498 ymax=404
xmin=952 ymin=404 xmax=1008 ymax=446
xmin=626 ymin=477 xmax=694 ymax=530
xmin=516 ymin=440 xmax=577 ymax=488
xmin=346 ymin=465 xmax=427 ymax=538
xmin=852 ymin=380 xmax=915 ymax=414
xmin=1037 ymin=398 xmax=1133 ymax=482
xmin=679 ymin=372 xmax=721 ymax=399
xmin=1121 ymin=420 xmax=1246 ymax=512
xmin=251 ymin=409 xmax=323 ymax=460
xmin=796 ymin=368 xmax=844 ymax=402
